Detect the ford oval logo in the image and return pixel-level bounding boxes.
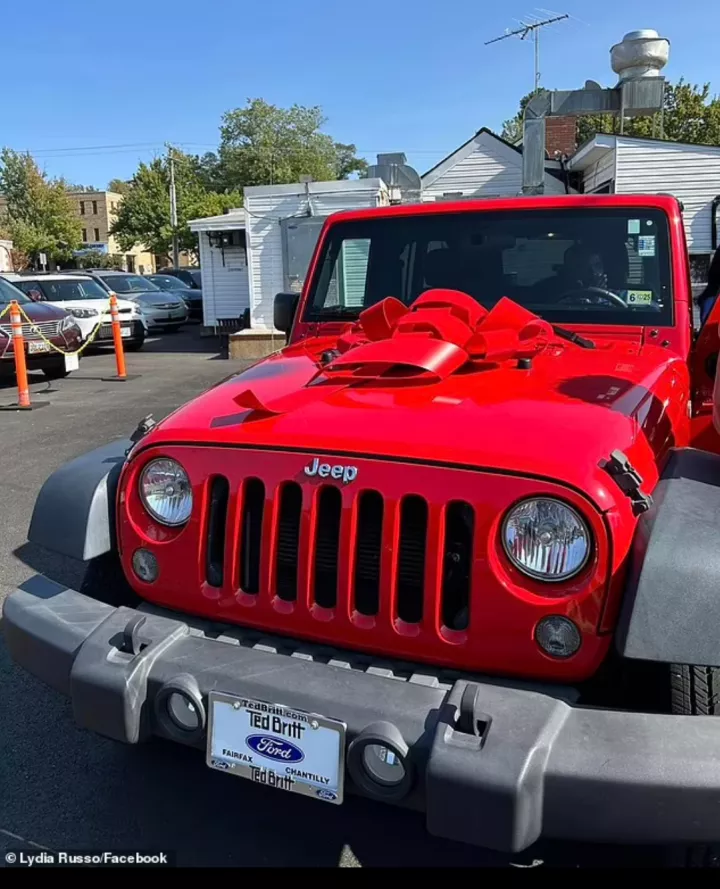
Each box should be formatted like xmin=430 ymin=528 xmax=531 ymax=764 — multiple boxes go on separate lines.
xmin=246 ymin=734 xmax=305 ymax=764
xmin=316 ymin=788 xmax=337 ymax=802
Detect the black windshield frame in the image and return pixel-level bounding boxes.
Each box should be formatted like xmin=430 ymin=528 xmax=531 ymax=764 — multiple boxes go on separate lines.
xmin=303 ymin=208 xmax=674 ymax=328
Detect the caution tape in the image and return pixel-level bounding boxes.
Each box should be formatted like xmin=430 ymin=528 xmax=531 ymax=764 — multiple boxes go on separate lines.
xmin=12 ymin=300 xmax=119 ymax=357
xmin=0 ymin=302 xmax=12 ymax=320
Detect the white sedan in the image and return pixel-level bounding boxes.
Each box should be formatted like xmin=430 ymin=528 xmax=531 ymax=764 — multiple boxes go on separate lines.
xmin=3 ymin=273 xmax=147 ymax=351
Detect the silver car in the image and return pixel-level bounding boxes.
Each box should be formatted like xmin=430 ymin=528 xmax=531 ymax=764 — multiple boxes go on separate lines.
xmin=85 ymin=270 xmax=189 ymax=332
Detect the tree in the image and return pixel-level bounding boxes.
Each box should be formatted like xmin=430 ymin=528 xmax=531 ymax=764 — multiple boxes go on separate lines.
xmin=110 ymin=148 xmax=243 ymax=257
xmin=0 ymin=149 xmax=82 ymax=265
xmin=206 ymin=98 xmax=367 ymax=190
xmin=66 ymin=183 xmax=98 ymax=192
xmin=335 ymin=142 xmax=369 ymax=179
xmin=107 ymin=178 xmax=131 ymax=197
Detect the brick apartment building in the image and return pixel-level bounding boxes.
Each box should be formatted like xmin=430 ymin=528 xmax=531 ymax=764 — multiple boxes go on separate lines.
xmin=68 ymin=190 xmax=155 ymax=273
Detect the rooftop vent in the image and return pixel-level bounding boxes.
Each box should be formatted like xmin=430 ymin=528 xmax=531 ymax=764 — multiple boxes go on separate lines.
xmin=366 ymin=153 xmax=422 ymax=204
xmin=610 ymin=29 xmax=670 ymax=84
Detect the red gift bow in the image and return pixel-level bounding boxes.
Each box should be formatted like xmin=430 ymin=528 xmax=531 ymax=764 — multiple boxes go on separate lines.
xmin=322 ymin=289 xmax=555 ymax=383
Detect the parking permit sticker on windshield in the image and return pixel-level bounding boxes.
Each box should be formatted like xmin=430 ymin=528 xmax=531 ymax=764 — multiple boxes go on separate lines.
xmin=626 ymin=290 xmax=653 ymax=306
xmin=638 ymin=235 xmax=656 ymax=256
xmin=627 ymin=219 xmax=641 ymax=234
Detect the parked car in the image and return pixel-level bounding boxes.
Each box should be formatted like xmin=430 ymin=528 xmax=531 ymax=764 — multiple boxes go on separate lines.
xmin=83 ymin=270 xmax=188 ymax=332
xmin=4 ymin=273 xmax=147 ymax=352
xmin=0 ymin=275 xmax=82 ymax=380
xmin=157 ymin=267 xmax=202 ymax=289
xmin=146 ymin=274 xmax=203 ymax=321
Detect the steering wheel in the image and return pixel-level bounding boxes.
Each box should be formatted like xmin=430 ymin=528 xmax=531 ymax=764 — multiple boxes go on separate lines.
xmin=557 ymin=287 xmax=628 ymax=309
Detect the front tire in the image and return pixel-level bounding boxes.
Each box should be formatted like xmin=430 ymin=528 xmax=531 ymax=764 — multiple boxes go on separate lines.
xmin=670 ymin=664 xmax=720 ymax=867
xmin=79 ymin=551 xmax=140 ymax=608
xmin=671 ymin=664 xmax=720 ymax=715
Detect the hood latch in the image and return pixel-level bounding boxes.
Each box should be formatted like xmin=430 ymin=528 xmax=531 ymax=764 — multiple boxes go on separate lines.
xmin=601 ymin=449 xmax=653 ymax=515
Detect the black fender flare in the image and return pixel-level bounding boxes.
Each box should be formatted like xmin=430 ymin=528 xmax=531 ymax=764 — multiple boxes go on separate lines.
xmin=616 ymin=447 xmax=720 ymax=668
xmin=27 ymin=438 xmax=132 ymax=562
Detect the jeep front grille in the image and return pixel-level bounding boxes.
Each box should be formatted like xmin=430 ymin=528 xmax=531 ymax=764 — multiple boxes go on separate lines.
xmin=202 ymin=475 xmax=473 ymax=635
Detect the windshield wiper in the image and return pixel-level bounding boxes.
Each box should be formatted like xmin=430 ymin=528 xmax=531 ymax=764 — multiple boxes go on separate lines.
xmin=552 ymin=325 xmax=595 ymax=349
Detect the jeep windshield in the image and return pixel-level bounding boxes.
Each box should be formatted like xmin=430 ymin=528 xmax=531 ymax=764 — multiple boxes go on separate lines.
xmin=305 ymin=207 xmax=673 ymax=327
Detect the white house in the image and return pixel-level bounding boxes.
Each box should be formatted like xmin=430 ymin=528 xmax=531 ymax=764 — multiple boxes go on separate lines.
xmin=242 ymin=178 xmax=389 ymax=331
xmin=420 ymin=127 xmax=568 ymax=201
xmin=566 ymin=133 xmax=720 ymax=282
xmin=188 ymin=210 xmax=249 ymax=330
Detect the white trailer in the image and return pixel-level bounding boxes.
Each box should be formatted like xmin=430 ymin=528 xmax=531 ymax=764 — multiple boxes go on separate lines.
xmin=188 ymin=211 xmax=249 ymax=330
xmin=243 ymin=178 xmax=390 ymax=331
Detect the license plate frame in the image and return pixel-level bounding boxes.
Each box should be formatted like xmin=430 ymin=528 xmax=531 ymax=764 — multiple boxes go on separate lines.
xmin=28 ymin=341 xmax=51 ymax=354
xmin=206 ymin=691 xmax=346 ymax=805
xmin=120 ymin=327 xmax=132 ymax=337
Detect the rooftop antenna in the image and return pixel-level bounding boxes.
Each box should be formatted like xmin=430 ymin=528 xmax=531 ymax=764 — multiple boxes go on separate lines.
xmin=485 ymin=11 xmax=569 ymax=92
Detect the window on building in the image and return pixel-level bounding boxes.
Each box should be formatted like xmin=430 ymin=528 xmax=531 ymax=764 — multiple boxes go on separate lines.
xmin=79 ymin=201 xmax=85 ymax=215
xmin=92 ymin=200 xmax=98 ymax=214
xmin=94 ymin=228 xmax=100 ymax=241
xmin=81 ymin=228 xmax=88 ymax=242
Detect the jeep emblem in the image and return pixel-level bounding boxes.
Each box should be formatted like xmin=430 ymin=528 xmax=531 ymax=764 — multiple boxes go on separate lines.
xmin=304 ymin=457 xmax=358 ymax=484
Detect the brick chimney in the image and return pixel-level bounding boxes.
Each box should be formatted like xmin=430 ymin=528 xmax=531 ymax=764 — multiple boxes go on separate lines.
xmin=545 ymin=116 xmax=577 ymax=159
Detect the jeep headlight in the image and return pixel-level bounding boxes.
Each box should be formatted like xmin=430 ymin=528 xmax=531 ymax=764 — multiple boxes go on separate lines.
xmin=502 ymin=498 xmax=591 ymax=582
xmin=139 ymin=458 xmax=193 ymax=526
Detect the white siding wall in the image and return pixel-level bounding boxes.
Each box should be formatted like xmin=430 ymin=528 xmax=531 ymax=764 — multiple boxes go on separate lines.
xmin=244 ymin=181 xmax=388 ymax=330
xmin=198 ymin=233 xmax=250 ymax=327
xmin=582 ymin=150 xmax=616 ymax=193
xmin=615 ymin=137 xmax=720 ymax=253
xmin=422 ymin=133 xmax=566 ymax=200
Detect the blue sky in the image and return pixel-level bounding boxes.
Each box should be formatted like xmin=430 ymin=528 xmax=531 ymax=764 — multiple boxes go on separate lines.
xmin=2 ymin=0 xmax=714 ymax=188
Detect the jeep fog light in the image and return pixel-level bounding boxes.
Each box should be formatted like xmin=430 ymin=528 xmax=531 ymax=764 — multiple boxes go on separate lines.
xmin=535 ymin=616 xmax=581 ymax=658
xmin=132 ymin=548 xmax=158 ymax=583
xmin=167 ymin=693 xmax=200 ymax=732
xmin=362 ymin=745 xmax=406 ymax=787
xmin=347 ymin=722 xmax=413 ymax=802
xmin=502 ymin=498 xmax=590 ymax=581
xmin=139 ymin=458 xmax=193 ymax=526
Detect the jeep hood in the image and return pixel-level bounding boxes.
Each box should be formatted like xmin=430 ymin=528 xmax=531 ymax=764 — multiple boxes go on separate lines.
xmin=139 ymin=293 xmax=688 ymax=502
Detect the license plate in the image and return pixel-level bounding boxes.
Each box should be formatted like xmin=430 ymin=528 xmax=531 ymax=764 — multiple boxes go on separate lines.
xmin=28 ymin=341 xmax=51 ymax=354
xmin=121 ymin=327 xmax=131 ymax=337
xmin=207 ymin=692 xmax=346 ymax=805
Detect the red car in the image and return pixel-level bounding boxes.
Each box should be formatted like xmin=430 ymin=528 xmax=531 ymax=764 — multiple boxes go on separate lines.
xmin=0 ymin=275 xmax=82 ymax=379
xmin=7 ymin=195 xmax=720 ymax=863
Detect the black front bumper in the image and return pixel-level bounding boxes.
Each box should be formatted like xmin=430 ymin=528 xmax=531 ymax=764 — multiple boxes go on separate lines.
xmin=5 ymin=576 xmax=720 ymax=853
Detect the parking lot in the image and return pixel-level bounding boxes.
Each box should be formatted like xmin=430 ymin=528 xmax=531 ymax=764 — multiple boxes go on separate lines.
xmin=0 ymin=327 xmax=673 ymax=867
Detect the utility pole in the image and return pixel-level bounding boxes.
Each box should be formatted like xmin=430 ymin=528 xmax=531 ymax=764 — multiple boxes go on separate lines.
xmin=485 ymin=12 xmax=569 ymax=93
xmin=168 ymin=145 xmax=179 ymax=268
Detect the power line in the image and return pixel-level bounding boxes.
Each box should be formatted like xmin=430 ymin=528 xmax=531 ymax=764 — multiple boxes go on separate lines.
xmin=485 ymin=11 xmax=569 ymax=92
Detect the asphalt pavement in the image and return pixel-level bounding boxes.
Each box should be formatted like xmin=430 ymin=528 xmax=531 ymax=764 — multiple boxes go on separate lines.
xmin=0 ymin=327 xmax=672 ymax=867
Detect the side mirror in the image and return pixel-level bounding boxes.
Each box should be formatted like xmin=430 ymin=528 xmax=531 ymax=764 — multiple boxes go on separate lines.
xmin=274 ymin=292 xmax=299 ymax=335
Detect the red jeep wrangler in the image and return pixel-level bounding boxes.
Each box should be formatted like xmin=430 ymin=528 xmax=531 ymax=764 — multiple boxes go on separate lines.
xmin=7 ymin=195 xmax=720 ymax=859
